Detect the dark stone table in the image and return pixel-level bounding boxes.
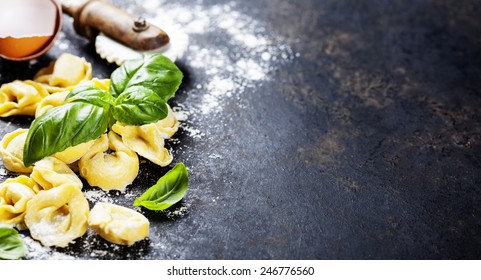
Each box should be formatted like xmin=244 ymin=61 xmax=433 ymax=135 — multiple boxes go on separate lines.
xmin=1 ymin=0 xmax=480 ymax=259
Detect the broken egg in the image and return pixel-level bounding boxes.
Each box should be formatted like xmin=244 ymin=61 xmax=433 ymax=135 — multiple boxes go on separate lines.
xmin=0 ymin=0 xmax=62 ymax=61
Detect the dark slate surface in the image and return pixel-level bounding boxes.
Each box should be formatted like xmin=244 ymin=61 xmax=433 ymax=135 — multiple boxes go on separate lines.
xmin=1 ymin=0 xmax=481 ymax=259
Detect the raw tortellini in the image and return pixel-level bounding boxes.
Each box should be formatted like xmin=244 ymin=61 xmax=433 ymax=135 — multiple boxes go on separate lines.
xmin=53 ymin=139 xmax=96 ymax=165
xmin=35 ymin=90 xmax=69 ymax=118
xmin=0 ymin=80 xmax=49 ymax=117
xmin=112 ymin=122 xmax=173 ymax=167
xmin=24 ymin=184 xmax=89 ymax=247
xmin=155 ymin=104 xmax=180 ymax=139
xmin=0 ymin=128 xmax=33 ymax=173
xmin=0 ymin=176 xmax=38 ymax=229
xmin=34 ymin=53 xmax=92 ymax=93
xmin=88 ymin=202 xmax=149 ymax=245
xmin=79 ymin=132 xmax=139 ymax=192
xmin=30 ymin=157 xmax=83 ymax=191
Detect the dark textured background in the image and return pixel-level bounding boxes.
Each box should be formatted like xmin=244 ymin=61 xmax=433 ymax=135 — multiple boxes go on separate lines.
xmin=1 ymin=0 xmax=481 ymax=259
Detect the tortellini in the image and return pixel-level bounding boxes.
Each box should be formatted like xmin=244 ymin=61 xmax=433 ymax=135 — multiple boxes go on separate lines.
xmin=88 ymin=202 xmax=149 ymax=245
xmin=24 ymin=184 xmax=89 ymax=247
xmin=53 ymin=139 xmax=96 ymax=165
xmin=34 ymin=53 xmax=92 ymax=93
xmin=30 ymin=157 xmax=83 ymax=191
xmin=155 ymin=104 xmax=180 ymax=139
xmin=0 ymin=128 xmax=33 ymax=173
xmin=0 ymin=176 xmax=38 ymax=229
xmin=80 ymin=78 xmax=111 ymax=91
xmin=79 ymin=132 xmax=139 ymax=192
xmin=0 ymin=80 xmax=49 ymax=117
xmin=112 ymin=122 xmax=173 ymax=167
xmin=35 ymin=90 xmax=69 ymax=118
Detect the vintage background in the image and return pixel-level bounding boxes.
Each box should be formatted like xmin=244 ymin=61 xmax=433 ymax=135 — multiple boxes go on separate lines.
xmin=0 ymin=0 xmax=480 ymax=259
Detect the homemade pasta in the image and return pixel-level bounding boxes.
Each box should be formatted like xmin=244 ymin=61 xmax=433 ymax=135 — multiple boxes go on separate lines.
xmin=30 ymin=157 xmax=83 ymax=191
xmin=0 ymin=128 xmax=33 ymax=173
xmin=112 ymin=122 xmax=173 ymax=167
xmin=53 ymin=139 xmax=96 ymax=165
xmin=0 ymin=80 xmax=49 ymax=117
xmin=88 ymin=202 xmax=149 ymax=245
xmin=0 ymin=176 xmax=38 ymax=229
xmin=155 ymin=104 xmax=180 ymax=139
xmin=34 ymin=53 xmax=92 ymax=93
xmin=24 ymin=184 xmax=89 ymax=247
xmin=79 ymin=132 xmax=139 ymax=192
xmin=34 ymin=90 xmax=69 ymax=118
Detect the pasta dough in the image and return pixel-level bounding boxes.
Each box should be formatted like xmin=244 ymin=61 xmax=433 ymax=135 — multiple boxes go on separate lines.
xmin=80 ymin=78 xmax=111 ymax=91
xmin=79 ymin=132 xmax=139 ymax=192
xmin=0 ymin=176 xmax=38 ymax=229
xmin=0 ymin=128 xmax=33 ymax=173
xmin=30 ymin=157 xmax=83 ymax=191
xmin=112 ymin=122 xmax=173 ymax=167
xmin=155 ymin=104 xmax=179 ymax=139
xmin=24 ymin=184 xmax=89 ymax=247
xmin=53 ymin=139 xmax=96 ymax=164
xmin=35 ymin=90 xmax=68 ymax=118
xmin=88 ymin=202 xmax=149 ymax=245
xmin=0 ymin=80 xmax=49 ymax=117
xmin=34 ymin=53 xmax=92 ymax=93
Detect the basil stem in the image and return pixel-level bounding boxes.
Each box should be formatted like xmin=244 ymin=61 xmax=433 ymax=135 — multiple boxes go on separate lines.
xmin=134 ymin=162 xmax=189 ymax=211
xmin=0 ymin=226 xmax=26 ymax=260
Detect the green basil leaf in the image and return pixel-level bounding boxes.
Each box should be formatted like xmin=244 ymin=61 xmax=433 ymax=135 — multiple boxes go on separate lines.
xmin=134 ymin=162 xmax=189 ymax=210
xmin=0 ymin=225 xmax=26 ymax=260
xmin=23 ymin=102 xmax=109 ymax=166
xmin=112 ymin=86 xmax=168 ymax=125
xmin=66 ymin=85 xmax=115 ymax=107
xmin=110 ymin=53 xmax=183 ymax=101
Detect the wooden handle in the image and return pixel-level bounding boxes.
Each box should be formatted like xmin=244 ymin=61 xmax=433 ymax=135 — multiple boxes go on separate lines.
xmin=62 ymin=0 xmax=169 ymax=51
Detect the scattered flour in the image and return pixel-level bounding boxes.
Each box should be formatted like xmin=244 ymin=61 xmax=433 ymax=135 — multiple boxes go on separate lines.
xmin=20 ymin=234 xmax=75 ymax=260
xmin=144 ymin=0 xmax=296 ymax=117
xmin=83 ymin=189 xmax=113 ymax=204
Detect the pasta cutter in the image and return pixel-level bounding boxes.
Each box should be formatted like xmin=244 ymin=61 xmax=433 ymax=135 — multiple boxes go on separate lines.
xmin=61 ymin=0 xmax=188 ymax=65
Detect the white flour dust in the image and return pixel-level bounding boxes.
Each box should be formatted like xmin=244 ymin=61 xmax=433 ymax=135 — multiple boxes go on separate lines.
xmin=142 ymin=0 xmax=297 ymax=133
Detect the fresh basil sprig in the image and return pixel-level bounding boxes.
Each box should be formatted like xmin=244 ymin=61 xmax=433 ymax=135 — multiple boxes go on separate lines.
xmin=23 ymin=53 xmax=183 ymax=167
xmin=0 ymin=225 xmax=26 ymax=260
xmin=134 ymin=162 xmax=189 ymax=211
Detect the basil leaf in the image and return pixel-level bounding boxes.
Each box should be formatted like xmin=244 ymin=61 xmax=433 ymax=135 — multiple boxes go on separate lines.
xmin=110 ymin=53 xmax=183 ymax=101
xmin=23 ymin=102 xmax=109 ymax=166
xmin=66 ymin=85 xmax=115 ymax=107
xmin=0 ymin=226 xmax=26 ymax=260
xmin=112 ymin=86 xmax=168 ymax=125
xmin=134 ymin=163 xmax=189 ymax=210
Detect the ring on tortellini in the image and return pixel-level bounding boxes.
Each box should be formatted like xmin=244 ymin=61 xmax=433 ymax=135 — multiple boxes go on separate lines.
xmin=30 ymin=157 xmax=83 ymax=191
xmin=0 ymin=128 xmax=33 ymax=173
xmin=79 ymin=132 xmax=139 ymax=192
xmin=88 ymin=202 xmax=149 ymax=245
xmin=24 ymin=184 xmax=89 ymax=247
xmin=0 ymin=175 xmax=38 ymax=229
xmin=0 ymin=80 xmax=49 ymax=117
